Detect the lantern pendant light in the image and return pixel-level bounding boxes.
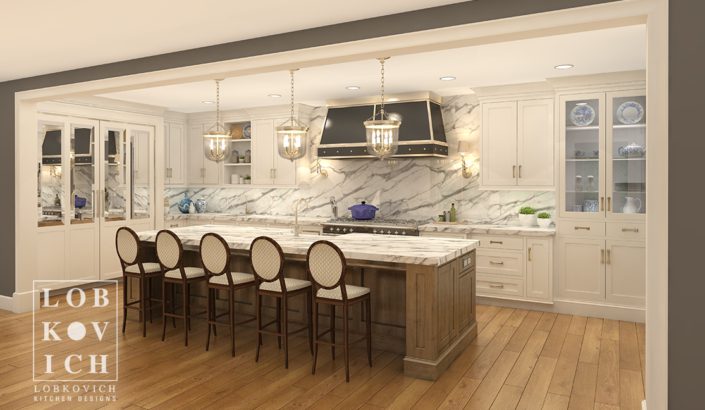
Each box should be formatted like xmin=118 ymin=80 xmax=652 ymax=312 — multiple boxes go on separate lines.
xmin=277 ymin=69 xmax=308 ymax=161
xmin=364 ymin=57 xmax=401 ymax=160
xmin=203 ymin=79 xmax=230 ymax=162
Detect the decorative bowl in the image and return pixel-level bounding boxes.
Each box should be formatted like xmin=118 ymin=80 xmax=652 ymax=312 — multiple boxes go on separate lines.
xmin=618 ymin=142 xmax=646 ymax=158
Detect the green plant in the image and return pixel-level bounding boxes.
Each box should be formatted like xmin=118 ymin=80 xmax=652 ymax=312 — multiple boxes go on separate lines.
xmin=519 ymin=206 xmax=536 ymax=215
xmin=537 ymin=212 xmax=551 ymax=219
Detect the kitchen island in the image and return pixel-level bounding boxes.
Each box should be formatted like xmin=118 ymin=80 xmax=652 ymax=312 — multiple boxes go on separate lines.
xmin=138 ymin=225 xmax=479 ymax=379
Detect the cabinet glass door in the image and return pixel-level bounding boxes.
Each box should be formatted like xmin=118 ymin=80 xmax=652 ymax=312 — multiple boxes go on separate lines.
xmin=563 ymin=96 xmax=604 ymax=216
xmin=103 ymin=126 xmax=128 ymax=221
xmin=130 ymin=128 xmax=152 ymax=220
xmin=607 ymin=92 xmax=646 ymax=218
xmin=70 ymin=123 xmax=97 ymax=225
xmin=38 ymin=120 xmax=65 ymax=227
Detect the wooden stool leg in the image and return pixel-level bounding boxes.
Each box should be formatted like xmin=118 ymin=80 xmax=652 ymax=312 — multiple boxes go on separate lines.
xmin=206 ymin=288 xmax=212 ymax=351
xmin=182 ymin=282 xmax=189 ymax=347
xmin=343 ymin=303 xmax=350 ymax=382
xmin=283 ymin=296 xmax=289 ymax=369
xmin=255 ymin=293 xmax=262 ymax=362
xmin=312 ymin=299 xmax=318 ymax=375
xmin=141 ymin=277 xmax=147 ymax=338
xmin=186 ymin=283 xmax=191 ymax=331
xmin=161 ymin=281 xmax=167 ymax=342
xmin=306 ymin=290 xmax=313 ymax=355
xmin=212 ymin=289 xmax=217 ymax=337
xmin=276 ymin=297 xmax=282 ymax=350
xmin=122 ymin=276 xmax=128 ymax=334
xmin=330 ymin=304 xmax=335 ymax=359
xmin=229 ymin=289 xmax=235 ymax=357
xmin=366 ymin=297 xmax=372 ymax=367
xmin=171 ymin=283 xmax=176 ymax=328
xmin=147 ymin=277 xmax=153 ymax=324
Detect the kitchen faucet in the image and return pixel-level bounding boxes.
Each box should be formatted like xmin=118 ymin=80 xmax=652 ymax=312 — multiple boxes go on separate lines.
xmin=293 ymin=198 xmax=310 ymax=237
xmin=329 ymin=196 xmax=338 ymax=218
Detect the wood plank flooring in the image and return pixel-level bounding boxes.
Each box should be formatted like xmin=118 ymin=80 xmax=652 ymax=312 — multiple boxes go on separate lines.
xmin=0 ymin=287 xmax=646 ymax=409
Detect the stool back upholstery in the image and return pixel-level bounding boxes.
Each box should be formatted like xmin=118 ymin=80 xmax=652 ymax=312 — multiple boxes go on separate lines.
xmin=250 ymin=236 xmax=286 ymax=290
xmin=200 ymin=233 xmax=232 ymax=284
xmin=156 ymin=230 xmax=183 ymax=272
xmin=307 ymin=240 xmax=348 ymax=297
xmin=116 ymin=226 xmax=140 ymax=268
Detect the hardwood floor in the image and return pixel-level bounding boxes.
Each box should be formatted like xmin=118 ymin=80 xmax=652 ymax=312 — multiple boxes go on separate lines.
xmin=0 ymin=286 xmax=646 ymax=409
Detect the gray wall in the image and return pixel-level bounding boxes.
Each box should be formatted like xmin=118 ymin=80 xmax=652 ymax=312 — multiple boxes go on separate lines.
xmin=668 ymin=1 xmax=705 ymax=408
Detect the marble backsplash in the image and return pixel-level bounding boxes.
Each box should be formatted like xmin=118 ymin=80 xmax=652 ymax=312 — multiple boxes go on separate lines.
xmin=166 ymin=94 xmax=556 ymax=224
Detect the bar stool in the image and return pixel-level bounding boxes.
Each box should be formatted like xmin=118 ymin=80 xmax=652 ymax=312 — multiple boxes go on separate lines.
xmin=250 ymin=236 xmax=313 ymax=368
xmin=116 ymin=227 xmax=163 ymax=337
xmin=200 ymin=232 xmax=256 ymax=356
xmin=156 ymin=229 xmax=206 ymax=346
xmin=307 ymin=240 xmax=372 ymax=382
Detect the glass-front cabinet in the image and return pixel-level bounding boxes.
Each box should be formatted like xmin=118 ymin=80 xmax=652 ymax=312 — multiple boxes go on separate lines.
xmin=560 ymin=90 xmax=646 ymax=220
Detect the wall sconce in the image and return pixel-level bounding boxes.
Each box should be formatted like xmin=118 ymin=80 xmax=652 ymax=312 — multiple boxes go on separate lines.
xmin=310 ymin=159 xmax=328 ymax=177
xmin=50 ymin=165 xmax=62 ymax=178
xmin=457 ymin=141 xmax=475 ymax=178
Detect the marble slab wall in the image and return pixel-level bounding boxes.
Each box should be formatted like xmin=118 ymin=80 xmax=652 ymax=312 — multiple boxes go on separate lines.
xmin=166 ymin=95 xmax=555 ymax=224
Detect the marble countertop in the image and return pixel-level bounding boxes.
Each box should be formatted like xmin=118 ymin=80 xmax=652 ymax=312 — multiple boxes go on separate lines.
xmin=138 ymin=224 xmax=478 ymax=266
xmin=418 ymin=222 xmax=556 ymax=237
xmin=165 ymin=213 xmax=328 ymax=225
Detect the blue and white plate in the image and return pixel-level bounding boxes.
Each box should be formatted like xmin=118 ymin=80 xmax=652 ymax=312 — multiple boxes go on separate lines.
xmin=570 ymin=103 xmax=596 ymax=127
xmin=243 ymin=124 xmax=252 ymax=139
xmin=616 ymin=101 xmax=644 ymax=125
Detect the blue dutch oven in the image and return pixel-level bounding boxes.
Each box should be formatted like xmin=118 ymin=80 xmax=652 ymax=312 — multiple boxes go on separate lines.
xmin=348 ymin=201 xmax=379 ymax=220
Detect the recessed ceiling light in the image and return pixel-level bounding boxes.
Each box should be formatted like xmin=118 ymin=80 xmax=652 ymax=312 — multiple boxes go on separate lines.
xmin=554 ymin=64 xmax=575 ymax=70
xmin=268 ymin=94 xmax=282 ymax=98
xmin=201 ymin=100 xmax=214 ymax=104
xmin=387 ymin=97 xmax=400 ymax=102
xmin=346 ymin=85 xmax=361 ymax=91
xmin=439 ymin=76 xmax=456 ymax=81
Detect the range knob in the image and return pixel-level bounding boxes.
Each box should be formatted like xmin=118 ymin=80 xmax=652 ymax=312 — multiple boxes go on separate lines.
xmin=373 ymin=229 xmax=377 ymax=234
xmin=342 ymin=228 xmax=347 ymax=233
xmin=402 ymin=231 xmax=407 ymax=235
xmin=349 ymin=227 xmax=354 ymax=232
xmin=394 ymin=231 xmax=399 ymax=235
xmin=387 ymin=230 xmax=392 ymax=234
xmin=336 ymin=227 xmax=341 ymax=232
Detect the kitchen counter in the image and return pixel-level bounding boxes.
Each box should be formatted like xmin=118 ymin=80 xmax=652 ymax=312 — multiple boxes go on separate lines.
xmin=418 ymin=222 xmax=556 ymax=237
xmin=137 ymin=224 xmax=478 ymax=380
xmin=139 ymin=224 xmax=478 ymax=266
xmin=165 ymin=213 xmax=328 ymax=226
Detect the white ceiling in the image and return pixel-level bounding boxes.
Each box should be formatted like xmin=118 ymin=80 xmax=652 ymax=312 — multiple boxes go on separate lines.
xmin=99 ymin=25 xmax=646 ymax=113
xmin=0 ymin=0 xmax=466 ymax=82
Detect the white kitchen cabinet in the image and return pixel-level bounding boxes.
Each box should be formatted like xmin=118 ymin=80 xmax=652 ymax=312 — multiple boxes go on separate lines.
xmin=526 ymin=238 xmax=552 ymax=300
xmin=251 ymin=118 xmax=297 ymax=186
xmin=187 ymin=124 xmax=219 ymax=185
xmin=605 ymin=240 xmax=645 ymax=306
xmin=165 ymin=121 xmax=186 ymax=185
xmin=480 ymin=98 xmax=554 ymax=189
xmin=557 ymin=237 xmax=606 ymax=301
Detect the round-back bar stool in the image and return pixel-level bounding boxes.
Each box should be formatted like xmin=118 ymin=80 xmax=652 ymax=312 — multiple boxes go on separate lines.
xmin=156 ymin=229 xmax=206 ymax=346
xmin=116 ymin=227 xmax=163 ymax=337
xmin=250 ymin=236 xmax=313 ymax=368
xmin=200 ymin=233 xmax=256 ymax=356
xmin=307 ymin=240 xmax=372 ymax=383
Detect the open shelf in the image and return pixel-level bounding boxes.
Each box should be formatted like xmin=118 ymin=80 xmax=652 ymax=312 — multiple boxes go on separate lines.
xmin=613 ymin=123 xmax=646 ymax=129
xmin=566 ymin=158 xmax=599 ymax=162
xmin=566 ymin=125 xmax=600 ymax=131
xmin=223 ymin=163 xmax=251 ymax=167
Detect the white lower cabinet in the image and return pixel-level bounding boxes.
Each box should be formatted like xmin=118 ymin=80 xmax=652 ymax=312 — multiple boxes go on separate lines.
xmin=606 ymin=240 xmax=645 ymax=306
xmin=557 ymin=237 xmax=605 ymax=301
xmin=526 ymin=238 xmax=552 ymax=300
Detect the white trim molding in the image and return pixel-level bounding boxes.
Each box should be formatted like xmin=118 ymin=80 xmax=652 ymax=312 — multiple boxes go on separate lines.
xmin=0 ymin=295 xmax=12 ymax=312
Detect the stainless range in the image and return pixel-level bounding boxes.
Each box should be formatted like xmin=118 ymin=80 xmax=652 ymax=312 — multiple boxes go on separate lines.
xmin=322 ymin=217 xmax=420 ymax=236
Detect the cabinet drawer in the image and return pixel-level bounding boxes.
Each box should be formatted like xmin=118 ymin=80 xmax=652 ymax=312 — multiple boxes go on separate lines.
xmin=557 ymin=220 xmax=605 ymax=237
xmin=606 ymin=222 xmax=645 ymax=241
xmin=473 ymin=235 xmax=524 ymax=251
xmin=477 ymin=274 xmax=524 ymax=298
xmin=477 ymin=249 xmax=523 ymax=277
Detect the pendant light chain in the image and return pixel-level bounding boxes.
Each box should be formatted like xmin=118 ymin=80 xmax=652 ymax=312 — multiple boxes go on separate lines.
xmin=379 ymin=58 xmax=386 ymax=117
xmin=290 ymin=69 xmax=295 ymax=124
xmin=216 ymin=79 xmax=221 ymax=130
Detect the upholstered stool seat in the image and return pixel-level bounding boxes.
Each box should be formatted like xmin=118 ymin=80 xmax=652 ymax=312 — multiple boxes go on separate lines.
xmin=208 ymin=272 xmax=254 ymax=286
xmin=125 ymin=262 xmax=161 ymax=274
xmin=164 ymin=267 xmax=205 ymax=279
xmin=260 ymin=278 xmax=311 ymax=293
xmin=317 ymin=285 xmax=370 ymax=300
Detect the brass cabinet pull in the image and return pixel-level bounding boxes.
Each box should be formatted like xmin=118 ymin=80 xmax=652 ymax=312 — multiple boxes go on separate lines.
xmin=512 ymin=165 xmax=516 ymax=178
xmin=574 ymin=226 xmax=591 ymax=231
xmin=622 ymin=228 xmax=639 ymax=233
xmin=601 ymin=249 xmax=605 ymax=264
xmin=528 ymin=247 xmax=532 ymax=262
xmin=600 ymin=197 xmax=605 ymax=211
xmin=518 ymin=165 xmax=522 ymax=178
xmin=489 ymin=260 xmax=505 ymax=265
xmin=607 ymin=249 xmax=612 ymax=265
xmin=489 ymin=240 xmax=504 ymax=245
xmin=489 ymin=283 xmax=505 ymax=289
xmin=607 ymin=197 xmax=612 ymax=211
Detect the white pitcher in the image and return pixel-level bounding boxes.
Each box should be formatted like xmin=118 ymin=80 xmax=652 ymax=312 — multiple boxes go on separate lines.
xmin=622 ymin=196 xmax=642 ymax=213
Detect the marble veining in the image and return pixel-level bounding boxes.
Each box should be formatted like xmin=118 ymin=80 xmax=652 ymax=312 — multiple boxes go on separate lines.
xmin=138 ymin=225 xmax=478 ymax=266
xmin=166 ymin=95 xmax=555 ymax=224
xmin=418 ymin=222 xmax=556 ymax=237
xmin=165 ymin=213 xmax=328 ymax=225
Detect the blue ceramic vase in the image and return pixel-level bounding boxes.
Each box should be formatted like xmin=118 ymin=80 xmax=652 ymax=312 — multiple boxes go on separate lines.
xmin=178 ymin=193 xmax=192 ymax=214
xmin=195 ymin=198 xmax=207 ymax=213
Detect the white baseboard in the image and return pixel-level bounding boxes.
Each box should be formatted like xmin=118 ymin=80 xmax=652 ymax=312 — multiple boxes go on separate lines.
xmin=641 ymin=399 xmax=646 ymax=410
xmin=477 ymin=296 xmax=645 ymax=322
xmin=12 ymin=290 xmax=39 ymax=313
xmin=0 ymin=295 xmax=12 ymax=312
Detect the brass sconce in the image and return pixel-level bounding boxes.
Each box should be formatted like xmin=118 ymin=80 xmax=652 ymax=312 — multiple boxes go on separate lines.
xmin=457 ymin=141 xmax=475 ymax=178
xmin=310 ymin=159 xmax=328 ymax=177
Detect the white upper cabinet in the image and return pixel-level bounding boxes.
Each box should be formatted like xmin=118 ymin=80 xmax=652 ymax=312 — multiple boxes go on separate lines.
xmin=480 ymin=98 xmax=554 ymax=190
xmin=187 ymin=124 xmax=220 ymax=185
xmin=251 ymin=118 xmax=297 ymax=186
xmin=164 ymin=121 xmax=186 ymax=185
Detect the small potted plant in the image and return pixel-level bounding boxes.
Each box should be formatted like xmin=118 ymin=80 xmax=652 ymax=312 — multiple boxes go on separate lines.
xmin=244 ymin=175 xmax=251 ymax=184
xmin=518 ymin=206 xmax=537 ymax=227
xmin=537 ymin=211 xmax=552 ymax=228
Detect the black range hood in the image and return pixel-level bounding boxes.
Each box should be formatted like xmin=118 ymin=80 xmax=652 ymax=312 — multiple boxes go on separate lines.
xmin=318 ymin=99 xmax=448 ymax=159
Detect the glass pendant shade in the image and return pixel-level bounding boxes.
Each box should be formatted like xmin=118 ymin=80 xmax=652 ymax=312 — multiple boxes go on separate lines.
xmin=364 ymin=57 xmax=401 ymax=160
xmin=203 ymin=79 xmax=230 ymax=162
xmin=276 ymin=69 xmax=308 ymax=161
